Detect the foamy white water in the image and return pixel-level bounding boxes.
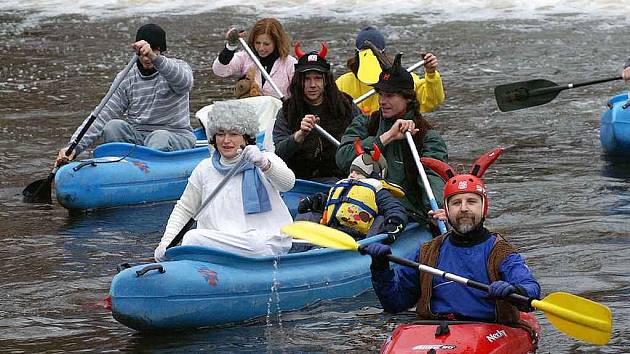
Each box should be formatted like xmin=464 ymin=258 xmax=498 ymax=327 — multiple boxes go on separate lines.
xmin=2 ymin=0 xmax=630 ymax=23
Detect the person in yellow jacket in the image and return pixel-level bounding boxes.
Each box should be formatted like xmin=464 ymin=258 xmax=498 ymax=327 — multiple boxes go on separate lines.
xmin=335 ymin=26 xmax=444 ymax=115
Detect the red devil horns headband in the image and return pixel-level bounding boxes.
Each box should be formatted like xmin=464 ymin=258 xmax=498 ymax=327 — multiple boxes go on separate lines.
xmin=353 ymin=139 xmax=381 ymax=161
xmin=294 ymin=41 xmax=328 ymax=59
xmin=420 ymin=147 xmax=504 ymax=182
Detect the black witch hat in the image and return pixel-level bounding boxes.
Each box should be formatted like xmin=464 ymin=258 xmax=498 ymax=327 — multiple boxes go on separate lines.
xmin=372 ymin=53 xmax=414 ymax=93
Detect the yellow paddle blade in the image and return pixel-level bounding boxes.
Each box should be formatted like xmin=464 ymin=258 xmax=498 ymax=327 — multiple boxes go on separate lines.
xmin=357 ymin=49 xmax=382 ymax=85
xmin=281 ymin=221 xmax=359 ymax=251
xmin=532 ymin=292 xmax=612 ymax=345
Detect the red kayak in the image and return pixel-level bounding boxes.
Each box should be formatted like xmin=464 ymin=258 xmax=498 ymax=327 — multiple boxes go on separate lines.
xmin=381 ymin=312 xmax=540 ymax=354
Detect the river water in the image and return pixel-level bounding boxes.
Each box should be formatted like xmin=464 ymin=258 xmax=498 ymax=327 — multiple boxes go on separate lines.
xmin=1 ymin=2 xmax=629 ymax=353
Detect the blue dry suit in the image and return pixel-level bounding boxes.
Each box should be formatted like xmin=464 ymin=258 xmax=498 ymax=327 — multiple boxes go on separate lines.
xmin=371 ymin=229 xmax=540 ymax=320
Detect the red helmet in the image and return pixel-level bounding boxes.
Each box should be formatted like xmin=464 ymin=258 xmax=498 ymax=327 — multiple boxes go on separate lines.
xmin=421 ymin=147 xmax=503 ymax=217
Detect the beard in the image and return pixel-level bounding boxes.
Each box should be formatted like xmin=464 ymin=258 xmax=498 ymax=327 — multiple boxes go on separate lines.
xmin=452 ymin=215 xmax=481 ymax=234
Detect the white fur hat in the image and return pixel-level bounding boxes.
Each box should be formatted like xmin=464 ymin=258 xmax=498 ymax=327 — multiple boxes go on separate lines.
xmin=205 ymin=100 xmax=259 ymax=139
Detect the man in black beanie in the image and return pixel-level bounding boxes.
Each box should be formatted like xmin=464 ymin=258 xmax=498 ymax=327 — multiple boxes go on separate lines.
xmin=56 ymin=23 xmax=196 ymax=166
xmin=336 ymin=53 xmax=448 ymax=228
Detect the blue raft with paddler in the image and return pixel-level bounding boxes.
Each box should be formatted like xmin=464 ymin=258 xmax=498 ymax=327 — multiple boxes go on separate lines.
xmin=52 ymin=95 xmax=280 ymax=210
xmin=109 ymin=222 xmax=432 ymax=330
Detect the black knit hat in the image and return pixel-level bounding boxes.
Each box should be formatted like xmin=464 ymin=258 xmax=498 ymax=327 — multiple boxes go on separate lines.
xmin=372 ymin=53 xmax=414 ymax=93
xmin=294 ymin=42 xmax=331 ymax=73
xmin=136 ymin=24 xmax=167 ymax=52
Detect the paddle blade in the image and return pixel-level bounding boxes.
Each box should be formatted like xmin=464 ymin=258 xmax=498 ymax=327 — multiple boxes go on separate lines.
xmin=533 ymin=292 xmax=612 ymax=345
xmin=281 ymin=221 xmax=359 ymax=251
xmin=357 ymin=49 xmax=382 ymax=85
xmin=22 ymin=174 xmax=53 ymax=204
xmin=494 ymin=79 xmax=560 ymax=112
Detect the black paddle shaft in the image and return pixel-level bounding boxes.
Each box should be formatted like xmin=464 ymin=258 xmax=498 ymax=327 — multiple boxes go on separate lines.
xmin=384 ymin=253 xmax=532 ymax=306
xmin=530 ymin=76 xmax=623 ymax=96
xmin=495 ymin=76 xmax=622 ymax=112
xmin=22 ymin=55 xmax=138 ymax=204
xmin=63 ymin=55 xmax=139 ymax=161
xmin=166 ymin=156 xmax=247 ymax=249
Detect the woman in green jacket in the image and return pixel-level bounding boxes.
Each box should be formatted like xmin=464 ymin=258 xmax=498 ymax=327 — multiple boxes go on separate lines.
xmin=336 ymin=53 xmax=448 ymax=227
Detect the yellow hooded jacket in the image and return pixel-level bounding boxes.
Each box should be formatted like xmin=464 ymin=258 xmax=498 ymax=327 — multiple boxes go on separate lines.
xmin=336 ymin=71 xmax=444 ymax=115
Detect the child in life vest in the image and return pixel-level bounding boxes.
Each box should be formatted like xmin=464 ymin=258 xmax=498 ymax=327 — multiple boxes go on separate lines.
xmin=298 ymin=140 xmax=408 ymax=242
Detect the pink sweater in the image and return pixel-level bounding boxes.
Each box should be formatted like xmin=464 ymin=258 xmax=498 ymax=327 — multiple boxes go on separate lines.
xmin=212 ymin=51 xmax=297 ymax=99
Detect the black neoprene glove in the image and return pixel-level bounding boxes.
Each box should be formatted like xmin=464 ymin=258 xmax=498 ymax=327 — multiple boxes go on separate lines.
xmin=382 ymin=217 xmax=405 ymax=245
xmin=297 ymin=192 xmax=328 ymax=214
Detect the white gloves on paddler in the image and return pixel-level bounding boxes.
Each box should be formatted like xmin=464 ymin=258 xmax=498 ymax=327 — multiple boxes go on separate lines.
xmin=242 ymin=145 xmax=270 ymax=171
xmin=154 ymin=244 xmax=167 ymax=262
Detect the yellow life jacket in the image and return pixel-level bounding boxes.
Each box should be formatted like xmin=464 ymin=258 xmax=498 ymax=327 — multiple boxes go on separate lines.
xmin=321 ymin=178 xmax=381 ymax=235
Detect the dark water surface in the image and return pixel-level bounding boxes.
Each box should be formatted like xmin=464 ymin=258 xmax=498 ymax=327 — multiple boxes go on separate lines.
xmin=1 ymin=10 xmax=628 ymax=353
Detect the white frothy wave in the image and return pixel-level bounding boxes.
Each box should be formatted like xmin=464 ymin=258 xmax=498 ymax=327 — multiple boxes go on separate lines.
xmin=2 ymin=0 xmax=630 ymax=23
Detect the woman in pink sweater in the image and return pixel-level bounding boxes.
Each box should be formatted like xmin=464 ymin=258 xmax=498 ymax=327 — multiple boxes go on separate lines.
xmin=212 ymin=18 xmax=297 ymax=99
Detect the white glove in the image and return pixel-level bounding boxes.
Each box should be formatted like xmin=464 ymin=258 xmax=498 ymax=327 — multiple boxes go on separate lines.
xmin=242 ymin=145 xmax=270 ymax=170
xmin=154 ymin=244 xmax=167 ymax=262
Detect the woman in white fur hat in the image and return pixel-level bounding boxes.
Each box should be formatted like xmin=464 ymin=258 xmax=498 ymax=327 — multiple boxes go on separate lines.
xmin=154 ymin=100 xmax=295 ymax=261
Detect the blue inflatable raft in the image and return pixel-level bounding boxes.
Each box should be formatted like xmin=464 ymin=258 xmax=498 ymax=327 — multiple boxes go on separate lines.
xmin=55 ymin=128 xmax=210 ymax=210
xmin=55 ymin=96 xmax=282 ymax=210
xmin=601 ymin=92 xmax=630 ymax=155
xmin=109 ymin=180 xmax=432 ymax=331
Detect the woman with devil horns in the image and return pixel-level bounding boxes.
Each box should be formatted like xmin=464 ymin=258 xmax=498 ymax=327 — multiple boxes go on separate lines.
xmin=336 ymin=53 xmax=448 ymax=229
xmin=361 ymin=147 xmax=541 ymax=332
xmin=273 ymin=42 xmax=361 ymax=182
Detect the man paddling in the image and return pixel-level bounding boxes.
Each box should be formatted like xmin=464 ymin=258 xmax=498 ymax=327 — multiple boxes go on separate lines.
xmin=272 ymin=42 xmax=360 ymax=182
xmin=56 ymin=23 xmax=196 ymax=165
xmin=362 ymin=147 xmax=541 ymax=328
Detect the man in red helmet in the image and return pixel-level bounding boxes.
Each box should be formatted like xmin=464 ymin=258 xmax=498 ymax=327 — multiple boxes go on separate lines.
xmin=273 ymin=42 xmax=361 ymax=182
xmin=361 ymin=148 xmax=540 ymax=326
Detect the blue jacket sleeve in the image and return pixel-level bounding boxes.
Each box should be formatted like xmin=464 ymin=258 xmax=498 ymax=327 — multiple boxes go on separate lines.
xmin=371 ymin=249 xmax=421 ymax=313
xmin=499 ymin=253 xmax=541 ymax=308
xmin=375 ymin=189 xmax=408 ymax=225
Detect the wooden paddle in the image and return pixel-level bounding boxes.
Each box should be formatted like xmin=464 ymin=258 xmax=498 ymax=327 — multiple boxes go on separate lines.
xmin=23 ymin=55 xmax=138 ymax=204
xmin=494 ymin=76 xmax=622 ymax=112
xmin=281 ymin=221 xmax=613 ymax=346
xmin=166 ymin=155 xmax=247 ymax=249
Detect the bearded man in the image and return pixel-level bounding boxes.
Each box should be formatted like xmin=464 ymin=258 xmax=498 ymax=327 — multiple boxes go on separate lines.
xmin=362 ymin=147 xmax=541 ymax=327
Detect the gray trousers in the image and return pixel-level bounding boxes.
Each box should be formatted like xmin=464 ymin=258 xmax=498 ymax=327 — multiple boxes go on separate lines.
xmin=102 ymin=120 xmax=196 ymax=151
